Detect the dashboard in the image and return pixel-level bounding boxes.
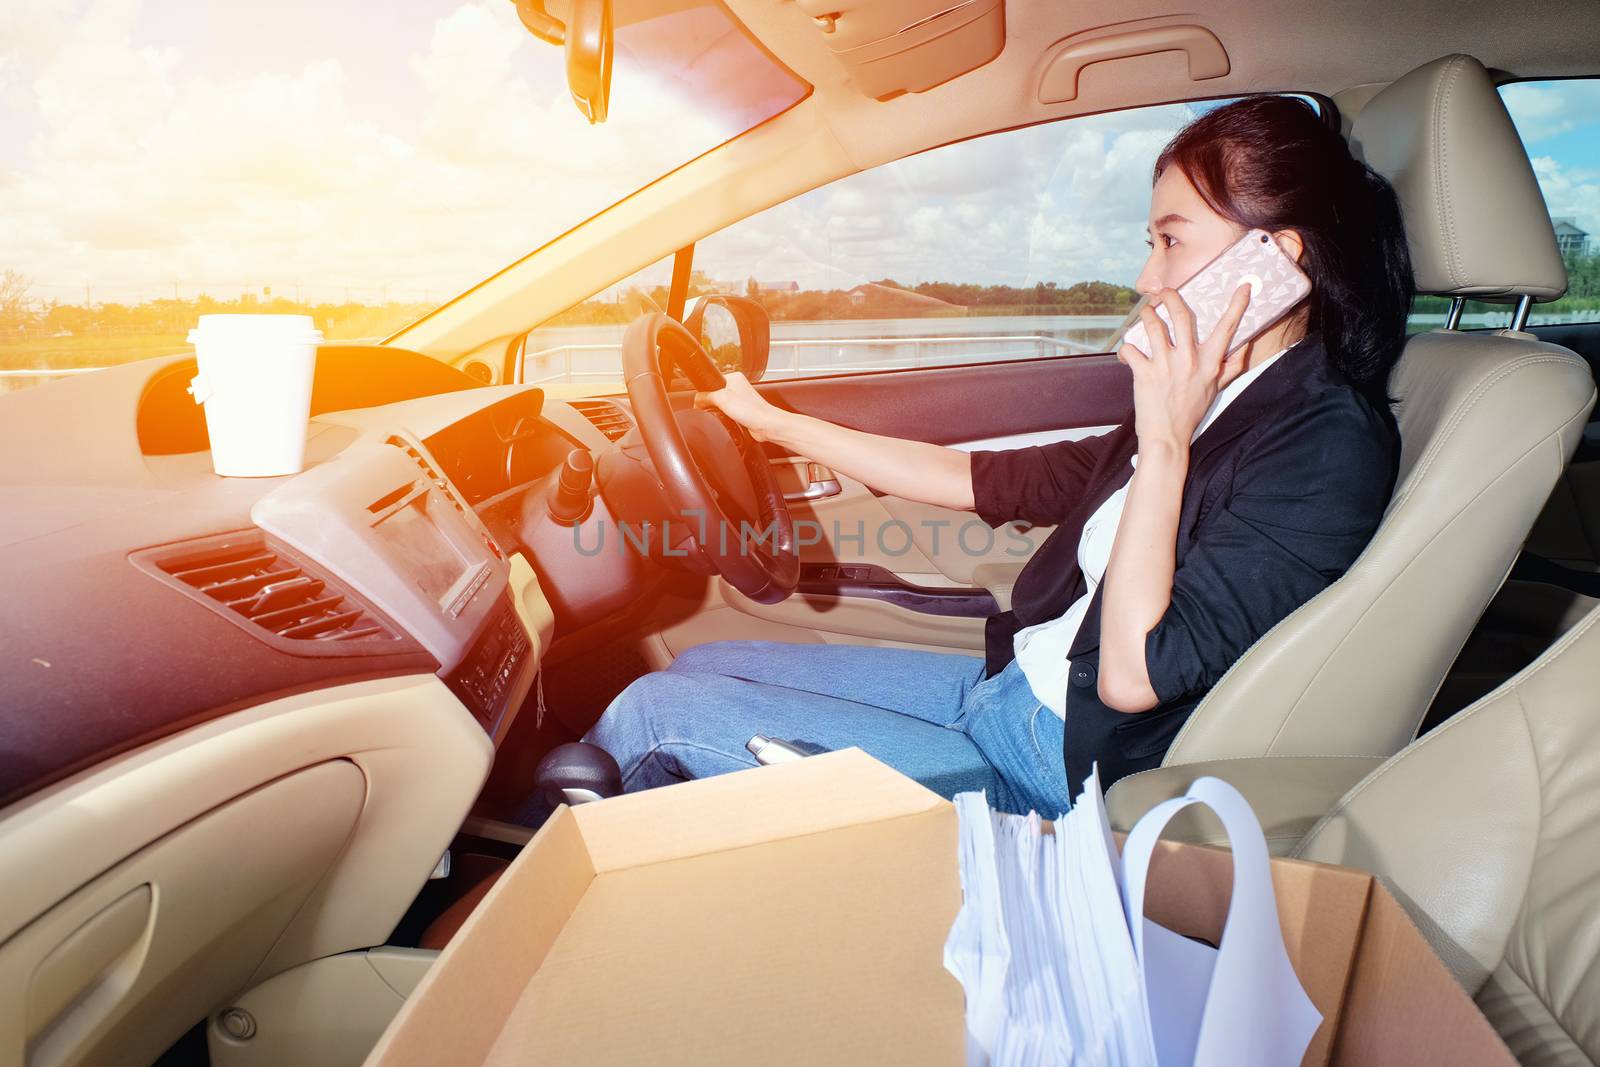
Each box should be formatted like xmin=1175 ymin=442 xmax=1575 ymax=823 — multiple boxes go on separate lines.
xmin=421 ymin=389 xmax=579 ymax=506
xmin=0 ymin=345 xmax=637 ymax=809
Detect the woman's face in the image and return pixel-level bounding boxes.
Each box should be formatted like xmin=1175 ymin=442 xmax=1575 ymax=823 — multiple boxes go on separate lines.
xmin=1133 ymin=165 xmax=1246 ymax=297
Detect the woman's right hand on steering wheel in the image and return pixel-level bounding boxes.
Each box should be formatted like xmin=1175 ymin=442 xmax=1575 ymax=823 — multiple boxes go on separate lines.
xmin=693 ymin=371 xmax=788 ymax=441
xmin=695 ymin=366 xmax=976 ymax=511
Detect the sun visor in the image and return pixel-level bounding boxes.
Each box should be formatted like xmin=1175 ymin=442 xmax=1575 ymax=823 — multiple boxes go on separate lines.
xmin=793 ymin=0 xmax=1006 ymax=101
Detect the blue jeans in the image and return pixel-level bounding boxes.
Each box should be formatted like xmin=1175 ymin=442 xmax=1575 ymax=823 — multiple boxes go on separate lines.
xmin=582 ymin=640 xmax=1073 ymax=817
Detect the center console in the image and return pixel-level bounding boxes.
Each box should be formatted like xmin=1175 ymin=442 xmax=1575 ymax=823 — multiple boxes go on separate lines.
xmin=252 ymin=435 xmax=535 ymax=735
xmin=443 ymin=594 xmax=533 ymax=735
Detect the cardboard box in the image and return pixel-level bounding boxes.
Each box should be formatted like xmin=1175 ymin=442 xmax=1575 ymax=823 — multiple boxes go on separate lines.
xmin=364 ymin=750 xmax=1516 ymax=1067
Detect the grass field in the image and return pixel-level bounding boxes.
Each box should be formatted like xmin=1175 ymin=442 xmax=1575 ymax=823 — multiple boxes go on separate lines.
xmin=0 ymin=333 xmax=190 ymax=371
xmin=0 ymin=317 xmax=416 ymax=372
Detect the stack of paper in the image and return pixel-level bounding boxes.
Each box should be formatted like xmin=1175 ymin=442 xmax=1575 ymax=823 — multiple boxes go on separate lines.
xmin=942 ymin=767 xmax=1322 ymax=1067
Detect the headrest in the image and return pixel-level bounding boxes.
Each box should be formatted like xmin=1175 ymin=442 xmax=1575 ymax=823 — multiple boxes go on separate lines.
xmin=1349 ymin=53 xmax=1567 ymax=302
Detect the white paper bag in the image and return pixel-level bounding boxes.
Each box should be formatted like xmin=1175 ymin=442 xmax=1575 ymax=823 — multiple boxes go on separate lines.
xmin=944 ymin=771 xmax=1322 ymax=1067
xmin=1118 ymin=777 xmax=1323 ymax=1067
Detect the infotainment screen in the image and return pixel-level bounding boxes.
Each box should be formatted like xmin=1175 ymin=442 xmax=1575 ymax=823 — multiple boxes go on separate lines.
xmin=375 ymin=494 xmax=472 ymax=605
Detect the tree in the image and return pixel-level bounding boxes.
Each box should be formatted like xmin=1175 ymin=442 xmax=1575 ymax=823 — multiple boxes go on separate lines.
xmin=0 ymin=269 xmax=31 ymax=329
xmin=42 ymin=302 xmax=92 ymax=335
xmin=1562 ymin=249 xmax=1598 ymax=298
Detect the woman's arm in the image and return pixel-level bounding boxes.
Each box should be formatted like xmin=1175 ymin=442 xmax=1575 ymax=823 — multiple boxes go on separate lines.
xmin=1098 ymin=286 xmax=1253 ymax=713
xmin=1097 ymin=440 xmax=1187 ymax=711
xmin=695 ymin=372 xmax=975 ymax=510
xmin=1137 ymin=390 xmax=1396 ymax=704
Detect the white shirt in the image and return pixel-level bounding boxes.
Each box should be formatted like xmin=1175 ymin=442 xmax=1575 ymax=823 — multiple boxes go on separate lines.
xmin=1015 ymin=347 xmax=1289 ymax=717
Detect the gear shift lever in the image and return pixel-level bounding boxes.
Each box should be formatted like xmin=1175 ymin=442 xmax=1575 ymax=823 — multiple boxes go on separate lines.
xmin=534 ymin=742 xmax=623 ymax=806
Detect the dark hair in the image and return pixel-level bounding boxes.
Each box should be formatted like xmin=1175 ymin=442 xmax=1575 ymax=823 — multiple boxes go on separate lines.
xmin=1153 ymin=95 xmax=1414 ymax=404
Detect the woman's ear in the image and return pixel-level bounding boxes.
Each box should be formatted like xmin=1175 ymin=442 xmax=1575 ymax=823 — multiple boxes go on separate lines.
xmin=1273 ymin=228 xmax=1307 ymax=264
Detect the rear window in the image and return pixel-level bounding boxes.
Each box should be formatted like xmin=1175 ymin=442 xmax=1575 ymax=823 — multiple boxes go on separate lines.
xmin=1410 ymin=77 xmax=1599 ymax=330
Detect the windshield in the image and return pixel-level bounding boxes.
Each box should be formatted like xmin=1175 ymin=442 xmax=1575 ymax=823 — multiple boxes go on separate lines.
xmin=0 ymin=0 xmax=808 ymax=389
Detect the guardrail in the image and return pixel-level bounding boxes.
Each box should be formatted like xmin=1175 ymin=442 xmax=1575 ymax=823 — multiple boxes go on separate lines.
xmin=521 ymin=332 xmax=1109 ymax=385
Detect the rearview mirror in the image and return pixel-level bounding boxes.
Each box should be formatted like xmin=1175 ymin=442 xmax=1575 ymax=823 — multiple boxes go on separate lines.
xmin=684 ymin=295 xmax=771 ymax=382
xmin=564 ymin=0 xmax=612 ymax=123
xmin=513 ymin=0 xmax=613 ymax=124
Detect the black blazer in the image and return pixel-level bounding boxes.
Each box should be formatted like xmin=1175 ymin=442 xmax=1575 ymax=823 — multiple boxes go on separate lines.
xmin=969 ymin=332 xmax=1399 ymax=796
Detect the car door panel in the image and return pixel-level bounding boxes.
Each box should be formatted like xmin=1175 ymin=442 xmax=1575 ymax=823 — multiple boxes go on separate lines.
xmin=661 ymin=354 xmax=1129 ymax=652
xmin=873 ymin=495 xmax=1048 ymax=584
xmin=755 ymin=354 xmax=1129 ymax=445
xmin=652 ymin=575 xmax=990 ymax=660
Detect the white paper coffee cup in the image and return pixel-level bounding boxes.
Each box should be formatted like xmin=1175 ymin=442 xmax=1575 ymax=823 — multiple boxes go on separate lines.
xmin=187 ymin=314 xmax=324 ymax=477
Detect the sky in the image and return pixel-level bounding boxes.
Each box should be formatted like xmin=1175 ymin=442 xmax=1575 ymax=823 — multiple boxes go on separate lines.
xmin=2 ymin=2 xmax=1597 ymax=309
xmin=1500 ymin=79 xmax=1600 ymax=239
xmin=694 ymin=101 xmax=1211 ymax=293
xmin=0 ymin=0 xmax=788 ymax=307
xmin=695 ymin=82 xmax=1600 ymax=294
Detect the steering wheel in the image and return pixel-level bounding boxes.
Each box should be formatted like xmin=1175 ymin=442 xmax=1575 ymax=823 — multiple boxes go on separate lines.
xmin=621 ymin=313 xmax=799 ymax=605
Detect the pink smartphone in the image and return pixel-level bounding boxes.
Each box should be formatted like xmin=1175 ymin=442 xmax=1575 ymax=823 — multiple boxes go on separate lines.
xmin=1123 ymin=228 xmax=1312 ymax=357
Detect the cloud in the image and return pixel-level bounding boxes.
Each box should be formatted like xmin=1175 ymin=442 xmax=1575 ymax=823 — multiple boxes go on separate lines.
xmin=694 ymin=103 xmax=1196 ymax=290
xmin=57 ymin=209 xmax=185 ymax=250
xmin=1502 ymin=80 xmax=1600 ymax=144
xmin=0 ymin=5 xmax=1285 ymax=314
xmin=0 ymin=0 xmax=73 ymax=102
xmin=1 ymin=0 xmax=758 ymax=305
xmin=31 ymin=0 xmax=176 ymax=166
xmin=1529 ymin=155 xmax=1600 ymax=238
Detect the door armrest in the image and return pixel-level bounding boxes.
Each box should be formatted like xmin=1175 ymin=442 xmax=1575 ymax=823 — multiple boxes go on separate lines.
xmin=971 ymin=561 xmax=1027 ymax=613
xmin=1103 ymin=756 xmax=1386 ymax=855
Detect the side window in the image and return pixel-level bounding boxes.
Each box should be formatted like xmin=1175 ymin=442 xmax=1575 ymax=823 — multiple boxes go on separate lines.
xmin=1411 ymin=78 xmax=1598 ymax=331
xmin=1502 ymin=78 xmax=1599 ymax=326
xmin=522 ymin=255 xmax=675 ymax=398
xmin=690 ymin=95 xmax=1321 ymax=380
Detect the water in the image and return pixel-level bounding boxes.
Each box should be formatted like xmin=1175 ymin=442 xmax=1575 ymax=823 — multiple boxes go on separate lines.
xmin=3 ymin=310 xmax=1592 ymax=395
xmin=523 ymin=314 xmax=1132 ymax=384
xmin=520 ymin=309 xmax=1593 ymax=386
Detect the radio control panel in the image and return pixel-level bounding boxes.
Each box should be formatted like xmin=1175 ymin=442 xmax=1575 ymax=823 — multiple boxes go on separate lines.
xmin=444 ymin=594 xmax=532 ymax=736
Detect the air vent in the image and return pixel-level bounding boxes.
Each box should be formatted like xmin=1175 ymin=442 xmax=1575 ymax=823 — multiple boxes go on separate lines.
xmin=146 ymin=532 xmax=398 ymax=644
xmin=569 ymin=399 xmax=633 ymax=442
xmin=387 ymin=436 xmax=465 ymax=514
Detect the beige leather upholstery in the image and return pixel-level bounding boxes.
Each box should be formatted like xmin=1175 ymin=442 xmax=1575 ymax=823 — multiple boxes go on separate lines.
xmin=1104 ymin=755 xmax=1383 ymax=853
xmin=1349 ymin=53 xmax=1568 ymax=302
xmin=1295 ymin=606 xmax=1600 ymax=1066
xmin=1167 ymin=333 xmax=1593 ymax=765
xmin=1160 ymin=52 xmax=1595 ymax=772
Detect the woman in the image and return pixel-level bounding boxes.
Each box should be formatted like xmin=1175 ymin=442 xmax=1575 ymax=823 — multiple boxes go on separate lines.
xmin=583 ymin=95 xmax=1411 ymax=815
